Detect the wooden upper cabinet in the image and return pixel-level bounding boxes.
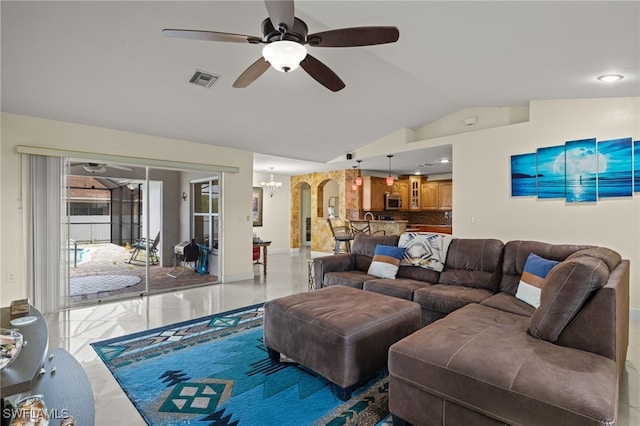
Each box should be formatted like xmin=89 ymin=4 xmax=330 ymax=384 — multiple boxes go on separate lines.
xmin=420 ymin=182 xmax=439 ymax=209
xmin=362 ymin=176 xmax=386 ymax=211
xmin=393 ymin=180 xmax=410 ymax=211
xmin=409 ymin=176 xmax=422 ymax=210
xmin=438 ymin=181 xmax=453 ymax=210
xmin=420 ymin=180 xmax=452 ymax=210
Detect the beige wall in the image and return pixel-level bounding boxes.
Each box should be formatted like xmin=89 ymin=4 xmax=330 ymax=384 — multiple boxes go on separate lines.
xmin=252 ymin=171 xmax=291 ymax=253
xmin=405 ymin=97 xmax=640 ymax=312
xmin=0 ymin=113 xmax=254 ymax=306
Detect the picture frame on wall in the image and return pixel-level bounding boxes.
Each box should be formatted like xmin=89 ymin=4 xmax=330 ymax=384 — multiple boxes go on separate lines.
xmin=510 ymin=152 xmax=537 ymax=196
xmin=252 ymin=187 xmax=263 ymax=227
xmin=565 ymin=138 xmax=597 ymax=203
xmin=598 ymin=137 xmax=633 ymax=198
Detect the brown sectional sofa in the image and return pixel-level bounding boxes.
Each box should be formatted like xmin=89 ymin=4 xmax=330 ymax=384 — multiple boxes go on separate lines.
xmin=313 ymin=233 xmax=630 ymax=425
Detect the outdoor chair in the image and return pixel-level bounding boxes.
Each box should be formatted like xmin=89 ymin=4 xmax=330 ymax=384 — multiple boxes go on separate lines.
xmin=128 ymin=232 xmax=160 ymax=265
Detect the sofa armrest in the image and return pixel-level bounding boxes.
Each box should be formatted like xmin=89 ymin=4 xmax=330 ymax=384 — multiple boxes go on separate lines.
xmin=314 ymin=254 xmax=356 ymax=288
xmin=556 ymin=259 xmax=629 ymax=375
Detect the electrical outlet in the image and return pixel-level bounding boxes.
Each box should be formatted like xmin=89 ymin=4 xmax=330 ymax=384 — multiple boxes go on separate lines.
xmin=7 ymin=272 xmax=16 ymax=283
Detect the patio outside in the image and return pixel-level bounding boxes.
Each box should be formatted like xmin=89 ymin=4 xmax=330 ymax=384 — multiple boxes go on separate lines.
xmin=69 ymin=242 xmax=217 ymax=304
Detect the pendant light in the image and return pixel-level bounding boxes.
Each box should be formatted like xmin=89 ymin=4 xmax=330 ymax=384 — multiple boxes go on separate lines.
xmin=386 ymin=155 xmax=394 ymax=186
xmin=355 ymin=160 xmax=363 ymax=186
xmin=351 ymin=166 xmax=358 ymax=191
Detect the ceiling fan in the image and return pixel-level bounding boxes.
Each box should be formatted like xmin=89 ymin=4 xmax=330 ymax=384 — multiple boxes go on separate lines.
xmin=162 ymin=0 xmax=399 ymax=92
xmin=70 ymin=162 xmax=134 ymax=174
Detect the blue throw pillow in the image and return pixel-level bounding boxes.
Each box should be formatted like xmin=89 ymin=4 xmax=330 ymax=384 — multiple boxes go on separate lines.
xmin=367 ymin=244 xmax=406 ymax=279
xmin=515 ymin=253 xmax=559 ymax=308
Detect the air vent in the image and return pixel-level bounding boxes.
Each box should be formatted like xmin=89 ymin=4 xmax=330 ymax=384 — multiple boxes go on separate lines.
xmin=188 ymin=70 xmax=219 ymax=88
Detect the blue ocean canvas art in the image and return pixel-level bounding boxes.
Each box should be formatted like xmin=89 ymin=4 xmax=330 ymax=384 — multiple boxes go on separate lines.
xmin=511 ymin=153 xmax=537 ymax=196
xmin=536 ymin=145 xmax=565 ymax=199
xmin=635 ymin=141 xmax=640 ymax=192
xmin=598 ymin=137 xmax=632 ymax=198
xmin=565 ymin=138 xmax=597 ymax=202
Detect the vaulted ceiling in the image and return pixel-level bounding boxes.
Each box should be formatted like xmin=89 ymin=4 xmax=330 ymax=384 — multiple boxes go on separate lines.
xmin=2 ymin=1 xmax=638 ymax=176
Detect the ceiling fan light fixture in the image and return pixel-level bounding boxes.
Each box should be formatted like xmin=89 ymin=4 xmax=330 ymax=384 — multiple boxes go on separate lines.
xmin=83 ymin=163 xmax=106 ymax=173
xmin=262 ymin=41 xmax=307 ymax=73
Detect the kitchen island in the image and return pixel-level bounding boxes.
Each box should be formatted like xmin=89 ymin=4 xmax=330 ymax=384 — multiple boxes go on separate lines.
xmin=350 ymin=220 xmax=409 ymax=236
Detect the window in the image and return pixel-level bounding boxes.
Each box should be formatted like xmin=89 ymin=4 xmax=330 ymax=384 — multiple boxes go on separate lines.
xmin=192 ymin=178 xmax=219 ymax=251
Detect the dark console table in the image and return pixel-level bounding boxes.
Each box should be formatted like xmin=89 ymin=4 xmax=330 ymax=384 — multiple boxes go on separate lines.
xmin=1 ymin=306 xmax=94 ymax=425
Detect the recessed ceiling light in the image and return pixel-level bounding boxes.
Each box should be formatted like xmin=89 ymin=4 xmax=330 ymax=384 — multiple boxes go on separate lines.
xmin=597 ymin=74 xmax=624 ymax=82
xmin=440 ymin=159 xmax=450 ymax=163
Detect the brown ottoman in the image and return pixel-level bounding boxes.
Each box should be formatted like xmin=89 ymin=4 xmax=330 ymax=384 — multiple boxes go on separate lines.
xmin=263 ymin=285 xmax=421 ymax=400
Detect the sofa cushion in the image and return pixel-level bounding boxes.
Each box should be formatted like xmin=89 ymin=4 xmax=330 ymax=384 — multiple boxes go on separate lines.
xmin=529 ymin=256 xmax=610 ymax=342
xmin=389 ymin=303 xmax=618 ymax=426
xmin=351 ymin=233 xmax=401 ymax=273
xmin=352 ymin=233 xmax=401 ymax=257
xmin=396 ymin=264 xmax=440 ymax=283
xmin=413 ymin=284 xmax=493 ymax=315
xmin=367 ymin=244 xmax=405 ymax=279
xmin=324 ymin=270 xmax=375 ymax=289
xmin=363 ymin=278 xmax=431 ymax=300
xmin=479 ymin=292 xmax=536 ymax=317
xmin=500 ymin=240 xmax=592 ymax=294
xmin=438 ymin=238 xmax=504 ymax=291
xmin=398 ymin=232 xmax=452 ymax=272
xmin=515 ymin=253 xmax=559 ymax=308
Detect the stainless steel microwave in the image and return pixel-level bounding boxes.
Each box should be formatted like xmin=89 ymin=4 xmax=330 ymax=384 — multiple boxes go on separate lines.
xmin=385 ymin=193 xmax=402 ymax=210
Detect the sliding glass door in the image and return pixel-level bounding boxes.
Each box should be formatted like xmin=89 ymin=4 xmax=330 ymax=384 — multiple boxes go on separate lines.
xmin=62 ymin=160 xmax=221 ymax=306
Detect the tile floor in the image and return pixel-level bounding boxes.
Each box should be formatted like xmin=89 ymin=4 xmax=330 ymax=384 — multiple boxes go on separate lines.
xmin=45 ymin=248 xmax=640 ymax=425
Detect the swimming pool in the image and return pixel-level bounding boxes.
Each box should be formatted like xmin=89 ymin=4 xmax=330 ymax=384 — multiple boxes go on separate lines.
xmin=69 ymin=247 xmax=91 ymax=266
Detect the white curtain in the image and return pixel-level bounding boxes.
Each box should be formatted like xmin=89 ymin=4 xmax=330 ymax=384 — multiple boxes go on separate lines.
xmin=28 ymin=155 xmax=69 ymax=313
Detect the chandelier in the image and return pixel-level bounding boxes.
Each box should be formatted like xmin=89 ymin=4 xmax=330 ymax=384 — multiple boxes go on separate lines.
xmin=260 ymin=167 xmax=282 ymax=198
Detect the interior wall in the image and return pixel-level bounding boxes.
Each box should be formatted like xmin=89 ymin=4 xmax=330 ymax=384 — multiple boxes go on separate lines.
xmin=406 ymin=97 xmax=640 ymax=312
xmin=253 ymin=171 xmax=291 ymax=253
xmin=0 ymin=112 xmax=254 ymax=305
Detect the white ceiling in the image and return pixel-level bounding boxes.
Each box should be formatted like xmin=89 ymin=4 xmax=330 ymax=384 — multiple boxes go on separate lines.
xmin=2 ymin=1 xmax=638 ymax=177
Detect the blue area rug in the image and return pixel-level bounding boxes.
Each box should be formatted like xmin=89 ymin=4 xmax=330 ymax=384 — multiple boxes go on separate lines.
xmin=91 ymin=304 xmax=393 ymax=425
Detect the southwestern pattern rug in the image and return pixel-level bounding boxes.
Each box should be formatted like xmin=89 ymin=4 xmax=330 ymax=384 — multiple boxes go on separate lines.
xmin=92 ymin=304 xmax=393 ymax=425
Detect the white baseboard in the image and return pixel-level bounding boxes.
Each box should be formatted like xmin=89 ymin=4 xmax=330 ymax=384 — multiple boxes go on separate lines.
xmin=630 ymin=308 xmax=640 ymax=321
xmin=221 ymin=271 xmax=254 ymax=283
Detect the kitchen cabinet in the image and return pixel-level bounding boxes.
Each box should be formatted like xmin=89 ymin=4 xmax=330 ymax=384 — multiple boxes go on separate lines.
xmin=421 ymin=182 xmax=439 ymax=209
xmin=439 ymin=181 xmax=453 ymax=209
xmin=393 ymin=180 xmax=409 ymax=211
xmin=409 ymin=176 xmax=422 ymax=210
xmin=362 ymin=176 xmax=387 ymax=211
xmin=420 ymin=180 xmax=452 ymax=210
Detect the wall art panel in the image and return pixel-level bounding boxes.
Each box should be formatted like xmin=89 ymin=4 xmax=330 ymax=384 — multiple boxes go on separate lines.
xmin=536 ymin=145 xmax=565 ymax=199
xmin=565 ymin=138 xmax=597 ymax=203
xmin=598 ymin=137 xmax=632 ymax=198
xmin=511 ymin=153 xmax=537 ymax=196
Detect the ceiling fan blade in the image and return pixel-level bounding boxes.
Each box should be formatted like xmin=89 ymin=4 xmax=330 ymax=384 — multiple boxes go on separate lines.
xmin=233 ymin=57 xmax=271 ymax=88
xmin=108 ymin=164 xmax=134 ymax=172
xmin=162 ymin=29 xmax=262 ymax=44
xmin=264 ymin=0 xmax=295 ymax=31
xmin=307 ymin=26 xmax=399 ymax=47
xmin=300 ymin=54 xmax=345 ymax=92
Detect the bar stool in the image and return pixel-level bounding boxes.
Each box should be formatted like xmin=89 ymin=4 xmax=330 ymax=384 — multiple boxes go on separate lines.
xmin=327 ymin=218 xmax=354 ymax=254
